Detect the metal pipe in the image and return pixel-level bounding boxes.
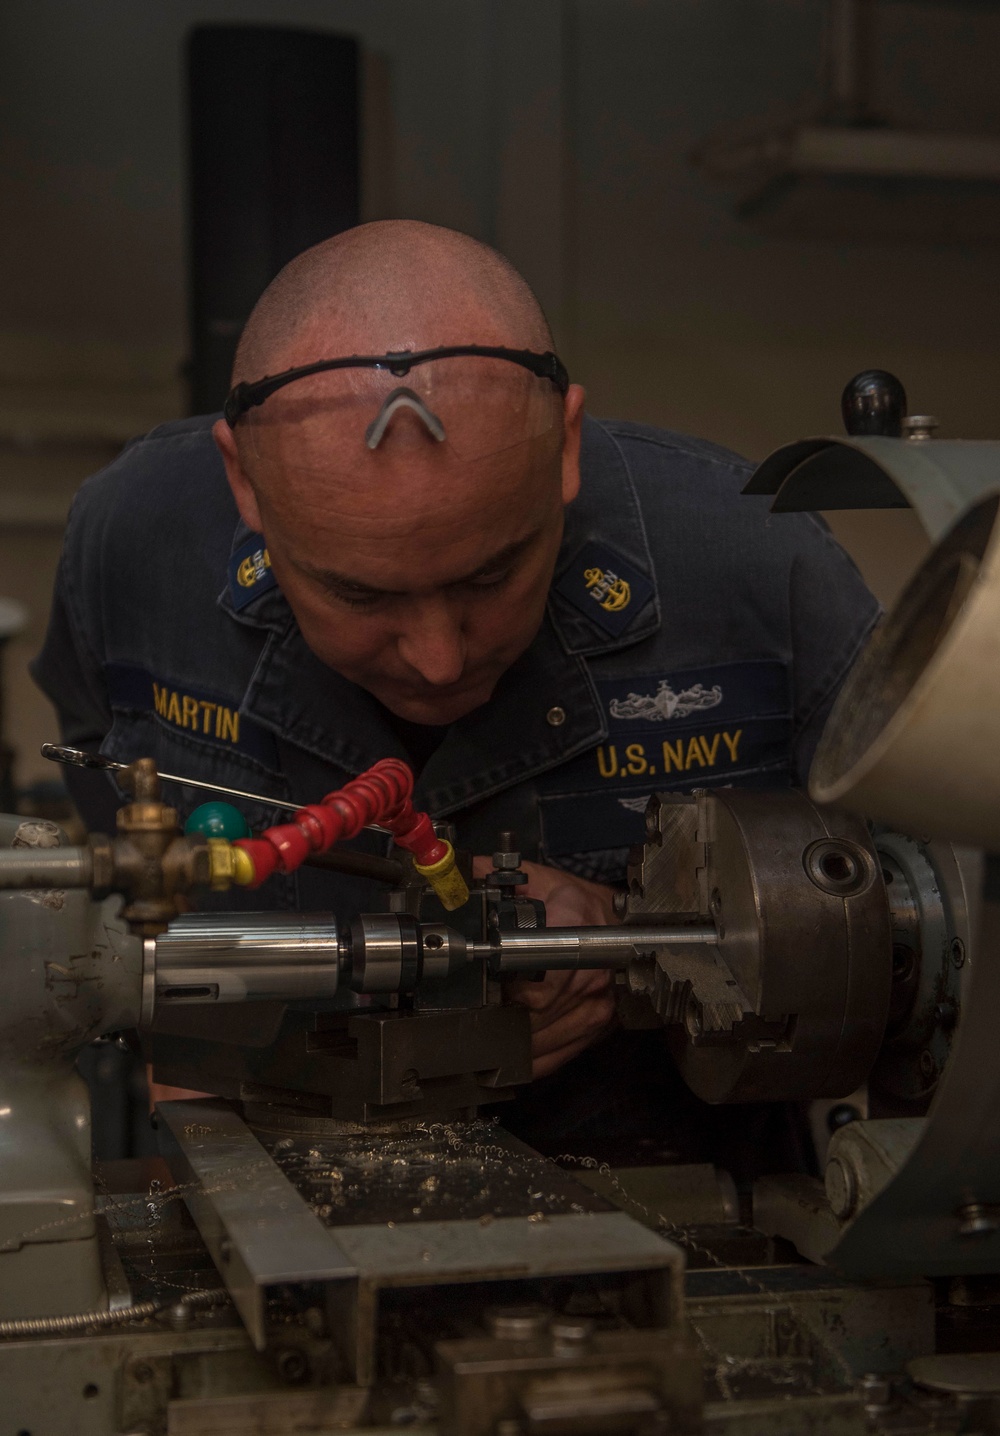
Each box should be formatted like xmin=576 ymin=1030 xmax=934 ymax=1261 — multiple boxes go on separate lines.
xmin=479 ymin=924 xmax=717 ymax=973
xmin=0 ymin=846 xmax=92 ymax=889
xmin=305 ymin=848 xmax=404 ymax=885
xmin=152 ymin=913 xmax=343 ymax=1007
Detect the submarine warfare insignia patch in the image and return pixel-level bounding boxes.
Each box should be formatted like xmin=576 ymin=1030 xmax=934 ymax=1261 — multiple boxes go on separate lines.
xmin=609 ymin=679 xmax=723 ymax=723
xmin=228 ymin=533 xmax=278 ymax=611
xmin=554 ymin=542 xmax=654 ymax=637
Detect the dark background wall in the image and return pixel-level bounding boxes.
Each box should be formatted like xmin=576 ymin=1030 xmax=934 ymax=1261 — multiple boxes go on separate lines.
xmin=1 ymin=0 xmax=998 ymax=781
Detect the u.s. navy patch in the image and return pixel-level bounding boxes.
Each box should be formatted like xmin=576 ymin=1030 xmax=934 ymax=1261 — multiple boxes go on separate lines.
xmin=228 ymin=533 xmax=278 ymax=611
xmin=105 ymin=662 xmax=278 ymax=768
xmin=537 ymin=659 xmax=792 ymax=858
xmin=554 ymin=542 xmax=654 ymax=637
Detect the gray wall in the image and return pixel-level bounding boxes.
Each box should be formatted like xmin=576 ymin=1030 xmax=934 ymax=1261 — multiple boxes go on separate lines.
xmin=2 ymin=0 xmax=998 ymax=783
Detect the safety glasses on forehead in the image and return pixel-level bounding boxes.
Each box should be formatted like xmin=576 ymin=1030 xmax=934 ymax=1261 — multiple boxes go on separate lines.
xmin=224 ymin=345 xmax=571 ymax=471
xmin=223 ymin=345 xmax=570 ymax=427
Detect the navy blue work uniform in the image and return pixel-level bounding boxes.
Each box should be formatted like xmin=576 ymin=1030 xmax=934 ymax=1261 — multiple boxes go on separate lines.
xmin=33 ymin=413 xmax=878 ymax=1170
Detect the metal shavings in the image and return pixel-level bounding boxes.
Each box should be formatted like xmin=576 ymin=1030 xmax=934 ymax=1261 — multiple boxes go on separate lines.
xmin=554 ymin=1153 xmax=770 ymax=1299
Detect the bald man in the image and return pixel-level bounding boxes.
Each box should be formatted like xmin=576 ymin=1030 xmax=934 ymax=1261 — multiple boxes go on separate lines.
xmin=34 ymin=221 xmax=878 ymax=1159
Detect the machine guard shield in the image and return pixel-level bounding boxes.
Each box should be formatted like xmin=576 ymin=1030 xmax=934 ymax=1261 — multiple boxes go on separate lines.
xmin=744 ymin=435 xmax=1000 ymax=542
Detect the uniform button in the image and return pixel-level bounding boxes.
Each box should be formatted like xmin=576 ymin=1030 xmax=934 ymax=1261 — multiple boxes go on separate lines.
xmin=546 ymin=706 xmax=566 ymax=727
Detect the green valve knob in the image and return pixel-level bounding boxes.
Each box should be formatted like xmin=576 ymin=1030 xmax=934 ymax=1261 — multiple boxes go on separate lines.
xmin=184 ymin=801 xmax=252 ymax=841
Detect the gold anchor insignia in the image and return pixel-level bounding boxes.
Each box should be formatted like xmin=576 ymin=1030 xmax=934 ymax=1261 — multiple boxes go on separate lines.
xmin=237 ymin=548 xmax=271 ymax=588
xmin=600 ymin=576 xmax=631 ymax=611
xmin=584 ymin=566 xmax=631 ymax=613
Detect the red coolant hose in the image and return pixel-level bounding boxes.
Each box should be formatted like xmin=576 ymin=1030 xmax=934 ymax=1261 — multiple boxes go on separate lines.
xmin=229 ymin=758 xmax=468 ymax=909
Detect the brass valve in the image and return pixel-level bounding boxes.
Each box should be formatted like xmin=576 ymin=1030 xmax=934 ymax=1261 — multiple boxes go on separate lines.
xmin=93 ymin=758 xmax=212 ymax=935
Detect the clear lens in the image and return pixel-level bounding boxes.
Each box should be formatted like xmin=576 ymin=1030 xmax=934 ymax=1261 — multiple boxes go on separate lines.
xmin=240 ymin=355 xmax=561 ymax=476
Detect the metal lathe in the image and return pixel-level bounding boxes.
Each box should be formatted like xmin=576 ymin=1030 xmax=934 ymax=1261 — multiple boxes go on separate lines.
xmin=3 ymin=371 xmax=1000 ymax=1435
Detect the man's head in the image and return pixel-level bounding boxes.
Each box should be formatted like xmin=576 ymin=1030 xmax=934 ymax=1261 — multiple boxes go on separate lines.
xmin=213 ymin=221 xmax=585 ymax=726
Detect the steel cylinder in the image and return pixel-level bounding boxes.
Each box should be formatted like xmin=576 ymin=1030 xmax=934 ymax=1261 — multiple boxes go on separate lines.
xmin=152 ymin=912 xmax=342 ymax=1008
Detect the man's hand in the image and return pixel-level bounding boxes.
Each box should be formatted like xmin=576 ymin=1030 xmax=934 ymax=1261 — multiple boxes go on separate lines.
xmin=473 ymin=857 xmax=619 ymax=1079
xmin=148 ymin=1072 xmax=212 ymax=1110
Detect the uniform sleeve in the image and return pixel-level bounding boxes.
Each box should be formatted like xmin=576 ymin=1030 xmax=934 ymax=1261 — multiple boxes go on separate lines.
xmin=30 ymin=499 xmax=121 ymax=831
xmin=786 ymin=516 xmax=881 ymax=785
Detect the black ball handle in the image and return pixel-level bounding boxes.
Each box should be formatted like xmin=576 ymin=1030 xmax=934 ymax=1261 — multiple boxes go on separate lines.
xmin=841 ymin=370 xmax=908 ymax=438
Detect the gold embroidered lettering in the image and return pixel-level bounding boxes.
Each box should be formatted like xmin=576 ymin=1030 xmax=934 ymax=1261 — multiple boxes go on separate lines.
xmin=662 ymin=739 xmax=684 ymax=772
xmin=597 ymin=745 xmax=618 ymax=779
xmin=218 ymin=708 xmax=240 ymax=744
xmin=699 ymin=733 xmax=721 ymax=766
xmin=625 ymin=743 xmax=648 ymax=776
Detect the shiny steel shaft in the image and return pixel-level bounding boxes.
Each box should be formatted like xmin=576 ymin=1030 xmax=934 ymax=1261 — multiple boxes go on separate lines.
xmin=476 ymin=924 xmax=717 ymax=973
xmin=153 ymin=913 xmax=343 ymax=1006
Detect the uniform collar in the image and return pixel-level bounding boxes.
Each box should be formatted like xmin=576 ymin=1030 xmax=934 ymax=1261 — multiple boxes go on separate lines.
xmin=216 ymin=416 xmax=659 ymax=811
xmin=217 ymin=518 xmax=290 ymax=632
xmin=547 ymin=415 xmax=661 ymax=655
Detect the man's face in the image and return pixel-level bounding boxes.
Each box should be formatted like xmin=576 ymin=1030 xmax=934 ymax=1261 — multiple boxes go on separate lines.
xmin=216 ymin=368 xmax=584 ymax=725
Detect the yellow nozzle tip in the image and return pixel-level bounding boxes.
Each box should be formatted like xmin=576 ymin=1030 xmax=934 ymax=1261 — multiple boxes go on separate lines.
xmin=413 ymin=842 xmax=470 ymax=910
